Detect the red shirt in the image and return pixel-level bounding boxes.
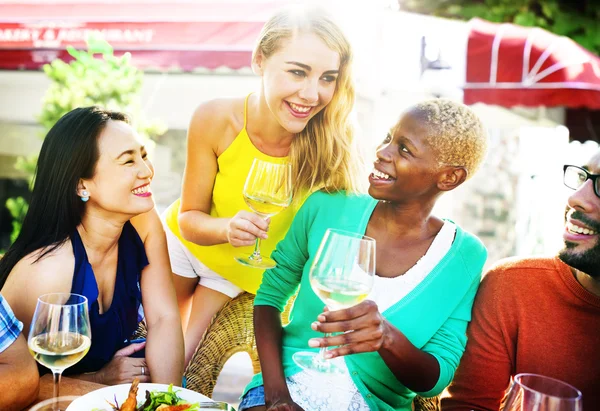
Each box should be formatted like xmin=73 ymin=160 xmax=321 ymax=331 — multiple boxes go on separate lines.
xmin=441 ymin=257 xmax=600 ymax=411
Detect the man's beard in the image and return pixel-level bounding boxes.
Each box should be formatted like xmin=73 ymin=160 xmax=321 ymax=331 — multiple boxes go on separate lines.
xmin=559 ymin=241 xmax=600 ymax=278
xmin=559 ymin=210 xmax=600 ymax=278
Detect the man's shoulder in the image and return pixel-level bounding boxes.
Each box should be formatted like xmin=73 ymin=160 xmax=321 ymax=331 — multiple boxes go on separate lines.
xmin=487 ymin=256 xmax=561 ymax=275
xmin=482 ymin=256 xmax=563 ymax=290
xmin=470 ymin=257 xmax=566 ymax=324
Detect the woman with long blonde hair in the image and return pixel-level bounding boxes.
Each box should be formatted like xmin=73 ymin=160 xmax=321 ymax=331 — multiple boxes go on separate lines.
xmin=162 ymin=5 xmax=364 ymax=366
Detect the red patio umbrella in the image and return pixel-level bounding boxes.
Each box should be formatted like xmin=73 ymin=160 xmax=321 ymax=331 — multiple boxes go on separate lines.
xmin=464 ymin=18 xmax=600 ymax=109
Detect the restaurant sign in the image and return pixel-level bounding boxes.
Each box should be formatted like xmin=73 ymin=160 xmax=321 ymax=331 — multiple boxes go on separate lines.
xmin=0 ymin=1 xmax=272 ymax=71
xmin=0 ymin=25 xmax=155 ymax=49
xmin=0 ymin=20 xmax=262 ymax=71
xmin=0 ymin=20 xmax=260 ymax=51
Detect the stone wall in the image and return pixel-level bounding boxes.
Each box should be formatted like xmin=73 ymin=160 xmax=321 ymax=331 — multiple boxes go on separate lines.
xmin=435 ymin=128 xmax=521 ymax=268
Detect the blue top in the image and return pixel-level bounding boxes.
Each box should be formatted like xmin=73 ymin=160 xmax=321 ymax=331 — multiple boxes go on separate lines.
xmin=0 ymin=293 xmax=23 ymax=353
xmin=65 ymin=221 xmax=148 ymax=375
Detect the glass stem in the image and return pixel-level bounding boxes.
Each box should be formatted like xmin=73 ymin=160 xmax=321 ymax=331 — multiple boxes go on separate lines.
xmin=318 ymin=333 xmax=332 ymax=362
xmin=250 ymin=238 xmax=262 ymax=261
xmin=52 ymin=371 xmax=62 ymax=411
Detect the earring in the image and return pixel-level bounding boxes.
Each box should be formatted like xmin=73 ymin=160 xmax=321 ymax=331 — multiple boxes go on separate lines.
xmin=81 ymin=190 xmax=89 ymax=202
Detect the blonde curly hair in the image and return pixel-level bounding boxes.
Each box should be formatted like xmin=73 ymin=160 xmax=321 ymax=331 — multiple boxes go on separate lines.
xmin=411 ymin=99 xmax=488 ymax=178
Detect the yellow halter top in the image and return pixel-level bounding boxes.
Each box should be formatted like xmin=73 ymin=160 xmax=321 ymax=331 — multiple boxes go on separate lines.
xmin=164 ymin=94 xmax=302 ymax=294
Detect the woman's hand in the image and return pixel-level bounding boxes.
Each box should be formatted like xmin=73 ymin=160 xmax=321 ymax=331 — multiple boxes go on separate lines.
xmin=94 ymin=342 xmax=151 ymax=385
xmin=266 ymin=395 xmax=305 ymax=411
xmin=226 ymin=211 xmax=270 ymax=247
xmin=308 ymin=300 xmax=391 ymax=358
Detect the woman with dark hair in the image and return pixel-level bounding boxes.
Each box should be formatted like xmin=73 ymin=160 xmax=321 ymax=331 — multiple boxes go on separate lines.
xmin=0 ymin=106 xmax=184 ymax=385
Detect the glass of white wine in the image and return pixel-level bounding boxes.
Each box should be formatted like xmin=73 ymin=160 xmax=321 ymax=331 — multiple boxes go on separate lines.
xmin=503 ymin=373 xmax=583 ymax=411
xmin=235 ymin=158 xmax=292 ymax=269
xmin=28 ymin=293 xmax=91 ymax=411
xmin=293 ymin=228 xmax=376 ymax=374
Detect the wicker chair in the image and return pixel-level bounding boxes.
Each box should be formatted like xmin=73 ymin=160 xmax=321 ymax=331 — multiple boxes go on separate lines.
xmin=182 ymin=292 xmax=440 ymax=411
xmin=184 ymin=292 xmax=261 ymax=394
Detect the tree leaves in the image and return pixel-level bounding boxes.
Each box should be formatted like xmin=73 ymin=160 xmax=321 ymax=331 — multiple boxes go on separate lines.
xmin=7 ymin=37 xmax=167 ymax=244
xmin=399 ymin=0 xmax=600 ymax=55
xmin=5 ymin=197 xmax=28 ymax=244
xmin=514 ymin=11 xmax=537 ymax=26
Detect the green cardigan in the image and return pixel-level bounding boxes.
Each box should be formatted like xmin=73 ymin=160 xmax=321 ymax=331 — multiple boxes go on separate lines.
xmin=245 ymin=191 xmax=487 ymax=410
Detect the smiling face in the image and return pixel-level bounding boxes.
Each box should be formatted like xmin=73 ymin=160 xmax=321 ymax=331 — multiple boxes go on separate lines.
xmin=254 ymin=31 xmax=341 ymax=134
xmin=79 ymin=120 xmax=154 ymax=218
xmin=559 ymin=150 xmax=600 ymax=277
xmin=368 ymin=110 xmax=447 ymax=204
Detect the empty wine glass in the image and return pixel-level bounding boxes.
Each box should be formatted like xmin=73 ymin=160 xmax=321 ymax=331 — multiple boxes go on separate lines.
xmin=28 ymin=293 xmax=91 ymax=411
xmin=293 ymin=228 xmax=376 ymax=374
xmin=235 ymin=158 xmax=293 ymax=269
xmin=503 ymin=373 xmax=583 ymax=411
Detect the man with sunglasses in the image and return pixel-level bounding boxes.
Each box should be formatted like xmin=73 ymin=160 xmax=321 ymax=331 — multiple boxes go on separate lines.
xmin=441 ymin=149 xmax=600 ymax=410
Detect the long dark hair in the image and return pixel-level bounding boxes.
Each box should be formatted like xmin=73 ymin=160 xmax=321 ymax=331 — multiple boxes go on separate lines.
xmin=0 ymin=106 xmax=129 ymax=289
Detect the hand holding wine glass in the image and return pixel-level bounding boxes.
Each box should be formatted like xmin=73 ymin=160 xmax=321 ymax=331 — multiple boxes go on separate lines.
xmin=235 ymin=158 xmax=292 ymax=269
xmin=226 ymin=210 xmax=270 ymax=247
xmin=28 ymin=293 xmax=91 ymax=411
xmin=307 ymin=299 xmax=389 ymax=359
xmin=293 ymin=228 xmax=376 ymax=374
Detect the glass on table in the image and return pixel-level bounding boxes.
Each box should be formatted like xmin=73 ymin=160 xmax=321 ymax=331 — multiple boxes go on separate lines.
xmin=503 ymin=373 xmax=583 ymax=411
xmin=28 ymin=293 xmax=91 ymax=411
xmin=293 ymin=228 xmax=376 ymax=375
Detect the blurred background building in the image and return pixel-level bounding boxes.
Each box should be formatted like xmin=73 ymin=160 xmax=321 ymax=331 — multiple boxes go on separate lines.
xmin=1 ymin=0 xmax=598 ymax=259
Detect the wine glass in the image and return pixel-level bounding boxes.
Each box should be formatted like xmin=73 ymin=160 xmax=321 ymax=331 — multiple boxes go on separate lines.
xmin=28 ymin=293 xmax=92 ymax=411
xmin=235 ymin=158 xmax=292 ymax=269
xmin=292 ymin=228 xmax=376 ymax=374
xmin=503 ymin=373 xmax=583 ymax=411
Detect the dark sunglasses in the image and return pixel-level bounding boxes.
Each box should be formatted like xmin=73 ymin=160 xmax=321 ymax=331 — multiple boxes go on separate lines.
xmin=563 ymin=165 xmax=600 ymax=198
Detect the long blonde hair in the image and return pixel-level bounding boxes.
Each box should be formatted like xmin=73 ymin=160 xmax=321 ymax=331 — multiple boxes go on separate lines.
xmin=253 ymin=6 xmax=364 ymax=196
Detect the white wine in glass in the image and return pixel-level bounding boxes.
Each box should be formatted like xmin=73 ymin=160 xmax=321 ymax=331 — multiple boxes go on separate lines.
xmin=311 ymin=276 xmax=372 ymax=311
xmin=293 ymin=228 xmax=376 ymax=374
xmin=503 ymin=373 xmax=582 ymax=411
xmin=28 ymin=293 xmax=91 ymax=411
xmin=235 ymin=158 xmax=292 ymax=269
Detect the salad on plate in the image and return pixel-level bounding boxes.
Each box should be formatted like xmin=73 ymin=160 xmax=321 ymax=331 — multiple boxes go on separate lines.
xmin=100 ymin=378 xmax=200 ymax=411
xmin=72 ymin=378 xmax=226 ymax=411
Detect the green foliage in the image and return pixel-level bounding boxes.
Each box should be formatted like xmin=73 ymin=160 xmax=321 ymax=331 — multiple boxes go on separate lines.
xmin=5 ymin=197 xmax=28 ymax=244
xmin=399 ymin=0 xmax=600 ymax=55
xmin=38 ymin=36 xmax=166 ymax=141
xmin=7 ymin=36 xmax=167 ymax=243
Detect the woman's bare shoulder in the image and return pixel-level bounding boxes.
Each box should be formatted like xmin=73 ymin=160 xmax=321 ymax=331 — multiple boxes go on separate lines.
xmin=12 ymin=241 xmax=74 ymax=283
xmin=2 ymin=241 xmax=74 ymax=309
xmin=189 ymin=97 xmax=247 ymax=152
xmin=130 ymin=208 xmax=163 ymax=244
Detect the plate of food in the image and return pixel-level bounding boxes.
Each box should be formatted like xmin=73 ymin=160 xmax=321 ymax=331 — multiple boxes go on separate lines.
xmin=66 ymin=379 xmax=231 ymax=410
